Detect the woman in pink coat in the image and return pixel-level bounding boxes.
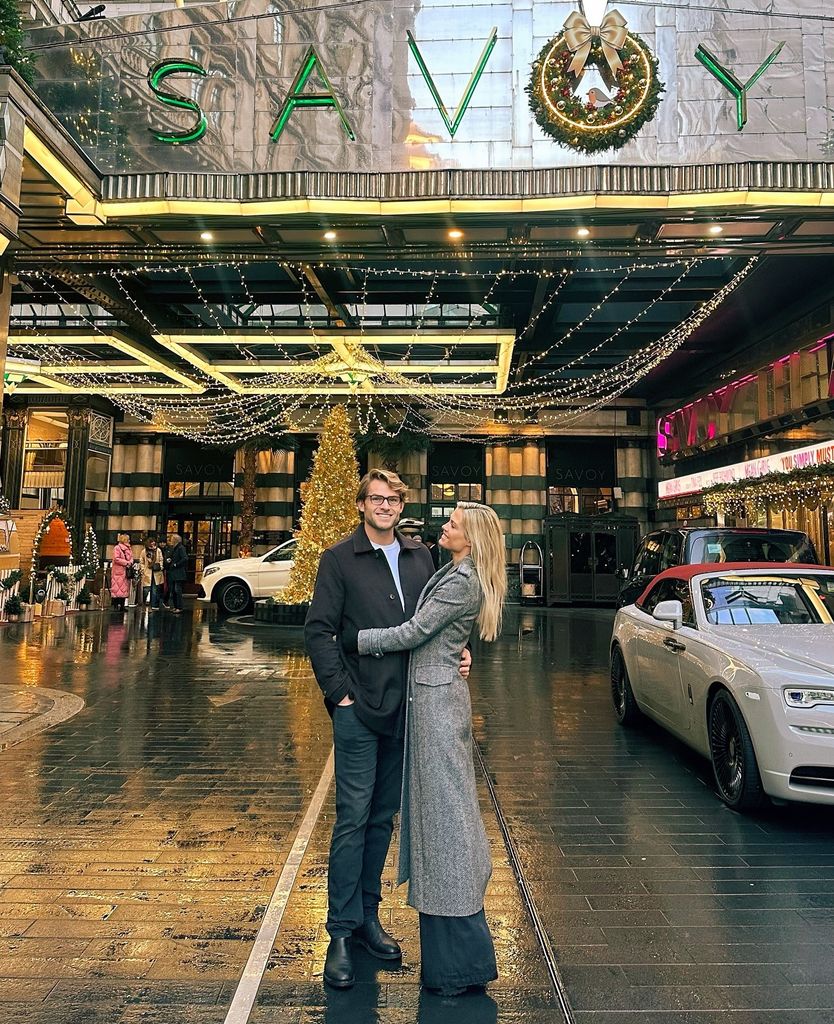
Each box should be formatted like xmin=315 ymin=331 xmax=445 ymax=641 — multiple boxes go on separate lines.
xmin=110 ymin=533 xmax=134 ymax=610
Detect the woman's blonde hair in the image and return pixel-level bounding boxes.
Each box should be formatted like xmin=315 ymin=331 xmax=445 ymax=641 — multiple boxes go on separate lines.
xmin=457 ymin=501 xmax=506 ymax=642
xmin=118 ymin=533 xmax=131 ymax=545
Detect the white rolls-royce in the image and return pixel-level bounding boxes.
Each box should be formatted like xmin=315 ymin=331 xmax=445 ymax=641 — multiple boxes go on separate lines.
xmin=611 ymin=563 xmax=834 ymax=811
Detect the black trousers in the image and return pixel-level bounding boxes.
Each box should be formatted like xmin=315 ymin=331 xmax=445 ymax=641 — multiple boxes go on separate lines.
xmin=419 ymin=909 xmax=497 ymax=990
xmin=169 ymin=580 xmax=184 ymax=610
xmin=327 ymin=703 xmax=403 ymax=938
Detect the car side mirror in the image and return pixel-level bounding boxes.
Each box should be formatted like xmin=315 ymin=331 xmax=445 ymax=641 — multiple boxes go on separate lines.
xmin=616 ymin=566 xmax=630 ymax=580
xmin=652 ymin=599 xmax=683 ymax=631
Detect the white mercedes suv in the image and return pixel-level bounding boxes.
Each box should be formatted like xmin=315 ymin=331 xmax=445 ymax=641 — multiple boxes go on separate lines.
xmin=197 ymin=538 xmax=297 ymax=614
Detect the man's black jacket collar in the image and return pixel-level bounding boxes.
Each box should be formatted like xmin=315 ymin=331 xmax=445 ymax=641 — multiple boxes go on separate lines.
xmin=351 ymin=524 xmax=422 ymax=555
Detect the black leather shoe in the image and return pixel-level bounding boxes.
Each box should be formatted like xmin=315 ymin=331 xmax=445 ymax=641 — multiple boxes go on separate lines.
xmin=323 ymin=937 xmax=354 ymax=988
xmin=353 ymin=917 xmax=401 ymax=960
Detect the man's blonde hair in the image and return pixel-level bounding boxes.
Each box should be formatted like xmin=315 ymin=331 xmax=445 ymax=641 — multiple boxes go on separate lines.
xmin=356 ymin=469 xmax=409 ymax=504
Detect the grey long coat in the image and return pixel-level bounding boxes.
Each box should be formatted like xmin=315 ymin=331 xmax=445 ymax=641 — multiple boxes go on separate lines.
xmin=358 ymin=556 xmax=492 ymax=917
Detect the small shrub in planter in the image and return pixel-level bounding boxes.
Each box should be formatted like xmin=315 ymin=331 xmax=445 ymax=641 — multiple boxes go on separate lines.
xmin=4 ymin=595 xmax=22 ymax=621
xmin=77 ymin=586 xmax=92 ymax=607
xmin=254 ymin=600 xmax=309 ymax=626
xmin=1 ymin=570 xmax=22 ymax=591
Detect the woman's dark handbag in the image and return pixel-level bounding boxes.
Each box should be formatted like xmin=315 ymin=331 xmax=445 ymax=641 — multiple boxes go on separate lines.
xmin=125 ymin=562 xmax=139 ymax=581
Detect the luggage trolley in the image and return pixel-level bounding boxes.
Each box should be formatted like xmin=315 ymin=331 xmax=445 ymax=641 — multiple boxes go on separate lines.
xmin=519 ymin=540 xmax=544 ymax=605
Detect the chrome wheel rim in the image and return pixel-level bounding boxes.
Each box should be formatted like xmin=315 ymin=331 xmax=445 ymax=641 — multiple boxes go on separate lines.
xmin=223 ymin=585 xmax=248 ymax=612
xmin=710 ymin=697 xmax=743 ymax=800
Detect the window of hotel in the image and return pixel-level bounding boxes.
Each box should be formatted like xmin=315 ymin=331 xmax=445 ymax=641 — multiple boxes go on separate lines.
xmin=85 ymin=453 xmax=111 ymax=497
xmin=168 ymin=480 xmax=233 ymax=498
xmin=21 ymin=411 xmax=68 ymax=507
xmin=548 ymin=487 xmax=613 ymax=515
xmin=430 ymin=482 xmax=482 ymax=519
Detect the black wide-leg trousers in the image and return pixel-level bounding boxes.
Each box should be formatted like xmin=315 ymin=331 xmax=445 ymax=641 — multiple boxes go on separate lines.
xmin=327 ymin=704 xmax=404 ymax=938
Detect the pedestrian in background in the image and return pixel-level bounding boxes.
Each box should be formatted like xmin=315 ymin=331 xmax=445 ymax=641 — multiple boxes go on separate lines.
xmin=164 ymin=534 xmax=187 ymax=614
xmin=352 ymin=502 xmax=507 ymax=997
xmin=110 ymin=533 xmax=134 ymax=611
xmin=140 ymin=536 xmax=164 ymax=611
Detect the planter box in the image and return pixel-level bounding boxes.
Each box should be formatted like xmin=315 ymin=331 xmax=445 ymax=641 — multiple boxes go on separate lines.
xmin=254 ymin=601 xmax=309 ymax=626
xmin=44 ymin=599 xmax=67 ymax=618
xmin=20 ymin=604 xmax=35 ymax=622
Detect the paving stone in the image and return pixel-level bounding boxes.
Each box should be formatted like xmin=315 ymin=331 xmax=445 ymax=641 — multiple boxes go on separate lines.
xmin=1 ymin=605 xmax=833 ymax=1022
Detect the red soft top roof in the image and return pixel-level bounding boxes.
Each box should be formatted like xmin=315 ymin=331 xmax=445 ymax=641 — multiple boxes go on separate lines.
xmin=636 ymin=562 xmax=828 ymax=607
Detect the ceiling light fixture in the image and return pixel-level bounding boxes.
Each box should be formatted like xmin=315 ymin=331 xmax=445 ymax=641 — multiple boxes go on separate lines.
xmin=576 ymin=227 xmax=591 ymax=238
xmin=200 ymin=231 xmax=214 ymax=241
xmin=323 ymin=230 xmax=337 ymax=240
xmin=708 ymin=225 xmax=723 ymax=235
xmin=448 ymin=229 xmax=464 ymax=240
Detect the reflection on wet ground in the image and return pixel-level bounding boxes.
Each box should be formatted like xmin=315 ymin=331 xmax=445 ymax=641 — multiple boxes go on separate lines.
xmin=0 ymin=604 xmax=833 ymax=1022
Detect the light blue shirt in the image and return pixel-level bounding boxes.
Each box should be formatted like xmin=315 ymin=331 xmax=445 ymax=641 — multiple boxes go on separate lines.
xmin=372 ymin=538 xmax=405 ymax=609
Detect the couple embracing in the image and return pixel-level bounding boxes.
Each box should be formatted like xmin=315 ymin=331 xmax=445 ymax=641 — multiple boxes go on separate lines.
xmin=305 ymin=469 xmax=506 ymax=997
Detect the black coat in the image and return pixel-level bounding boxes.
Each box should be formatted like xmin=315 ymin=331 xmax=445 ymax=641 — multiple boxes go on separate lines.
xmin=165 ymin=542 xmax=188 ymax=583
xmin=305 ymin=524 xmax=435 ymax=736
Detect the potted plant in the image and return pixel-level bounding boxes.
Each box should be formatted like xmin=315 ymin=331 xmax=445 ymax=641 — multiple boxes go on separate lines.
xmin=76 ymin=586 xmax=92 ymax=608
xmin=1 ymin=569 xmax=22 ymax=592
xmin=4 ymin=594 xmax=22 ymax=622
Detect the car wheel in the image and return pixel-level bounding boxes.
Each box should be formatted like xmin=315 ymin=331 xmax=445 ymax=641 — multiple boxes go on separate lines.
xmin=216 ymin=580 xmax=252 ymax=615
xmin=611 ymin=646 xmax=642 ymax=726
xmin=708 ymin=689 xmax=767 ymax=811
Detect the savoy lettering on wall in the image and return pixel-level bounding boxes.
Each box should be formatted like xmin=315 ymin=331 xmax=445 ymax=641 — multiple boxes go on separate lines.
xmin=143 ymin=1 xmax=784 ymax=149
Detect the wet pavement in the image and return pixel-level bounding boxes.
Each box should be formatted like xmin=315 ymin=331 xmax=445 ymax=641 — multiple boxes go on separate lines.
xmin=0 ymin=604 xmax=832 ymax=1023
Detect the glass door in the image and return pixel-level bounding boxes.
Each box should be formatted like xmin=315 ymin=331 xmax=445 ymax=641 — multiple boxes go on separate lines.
xmin=165 ymin=516 xmax=232 ymax=590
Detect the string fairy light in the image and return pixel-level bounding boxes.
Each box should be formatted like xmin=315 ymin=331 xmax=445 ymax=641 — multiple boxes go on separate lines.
xmin=7 ymin=256 xmax=751 ymax=443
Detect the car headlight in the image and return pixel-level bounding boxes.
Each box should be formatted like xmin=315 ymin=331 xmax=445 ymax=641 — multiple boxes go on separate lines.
xmin=784 ymin=687 xmax=834 ymax=709
xmin=202 ymin=566 xmax=221 ymax=577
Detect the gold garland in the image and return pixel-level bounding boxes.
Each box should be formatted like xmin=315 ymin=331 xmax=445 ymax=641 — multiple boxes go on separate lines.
xmin=702 ymin=465 xmax=834 ymax=516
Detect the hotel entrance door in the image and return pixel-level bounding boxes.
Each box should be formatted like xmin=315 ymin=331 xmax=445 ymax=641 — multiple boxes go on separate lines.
xmin=165 ymin=516 xmax=233 ymax=591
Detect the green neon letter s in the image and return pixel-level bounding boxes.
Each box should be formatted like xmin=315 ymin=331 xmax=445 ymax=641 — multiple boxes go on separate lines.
xmin=147 ymin=59 xmax=208 ymax=144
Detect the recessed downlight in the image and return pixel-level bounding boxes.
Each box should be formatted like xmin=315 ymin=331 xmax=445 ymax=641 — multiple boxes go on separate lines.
xmin=448 ymin=228 xmax=464 ymax=240
xmin=576 ymin=227 xmax=591 ymax=238
xmin=323 ymin=230 xmax=337 ymax=241
xmin=200 ymin=231 xmax=214 ymax=241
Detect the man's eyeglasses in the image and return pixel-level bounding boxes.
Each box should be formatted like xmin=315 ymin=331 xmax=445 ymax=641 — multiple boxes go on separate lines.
xmin=367 ymin=494 xmax=403 ymax=507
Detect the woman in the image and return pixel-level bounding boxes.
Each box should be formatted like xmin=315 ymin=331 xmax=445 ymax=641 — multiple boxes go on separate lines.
xmin=110 ymin=533 xmax=134 ymax=610
xmin=164 ymin=533 xmax=188 ymax=614
xmin=356 ymin=501 xmax=507 ymax=996
xmin=140 ymin=537 xmax=164 ymax=610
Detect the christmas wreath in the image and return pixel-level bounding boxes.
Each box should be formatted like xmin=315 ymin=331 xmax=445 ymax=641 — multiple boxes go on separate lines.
xmin=528 ymin=21 xmax=664 ymax=155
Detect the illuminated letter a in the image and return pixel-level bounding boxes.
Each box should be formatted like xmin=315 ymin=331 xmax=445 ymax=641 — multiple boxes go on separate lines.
xmin=270 ymin=46 xmax=355 ymax=142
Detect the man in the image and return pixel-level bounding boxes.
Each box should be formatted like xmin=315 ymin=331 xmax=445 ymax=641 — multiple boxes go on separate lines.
xmin=305 ymin=469 xmax=471 ymax=989
xmin=164 ymin=533 xmax=188 ymax=614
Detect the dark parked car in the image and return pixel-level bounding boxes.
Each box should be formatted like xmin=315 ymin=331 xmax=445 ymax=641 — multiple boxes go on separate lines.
xmin=616 ymin=527 xmax=820 ymax=608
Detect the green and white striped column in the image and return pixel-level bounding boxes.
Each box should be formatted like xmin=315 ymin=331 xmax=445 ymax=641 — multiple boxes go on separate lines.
xmin=616 ymin=440 xmax=650 ymax=531
xmin=233 ymin=448 xmax=296 ymax=554
xmin=486 ymin=441 xmax=547 ymax=561
xmin=106 ymin=437 xmax=164 ymax=546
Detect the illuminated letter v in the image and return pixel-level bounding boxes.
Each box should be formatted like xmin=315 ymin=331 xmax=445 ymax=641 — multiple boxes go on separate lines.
xmin=407 ymin=28 xmax=498 ymax=137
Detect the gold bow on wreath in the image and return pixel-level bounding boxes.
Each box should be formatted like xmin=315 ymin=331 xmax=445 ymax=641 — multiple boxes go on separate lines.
xmin=563 ymin=8 xmax=628 ymax=78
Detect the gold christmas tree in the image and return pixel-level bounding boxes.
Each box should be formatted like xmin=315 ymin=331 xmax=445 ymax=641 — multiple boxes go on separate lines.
xmin=277 ymin=406 xmax=360 ymax=604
